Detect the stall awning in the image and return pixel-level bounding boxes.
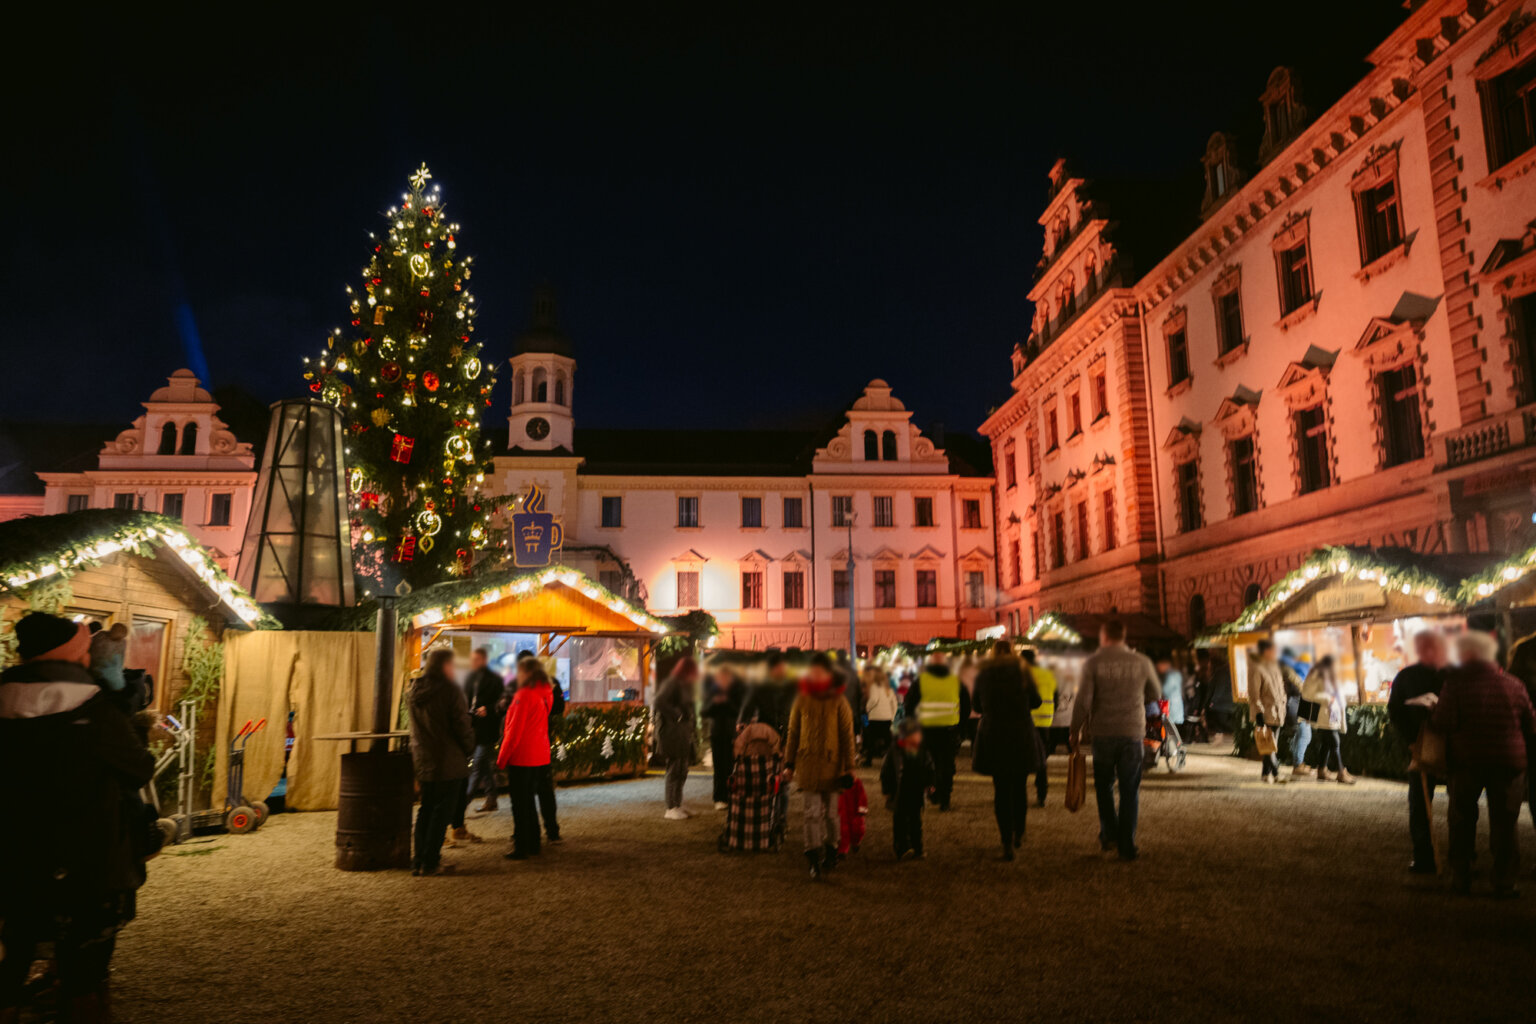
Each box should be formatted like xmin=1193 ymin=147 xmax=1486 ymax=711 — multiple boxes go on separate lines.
xmin=1461 ymin=541 xmax=1536 ymax=609
xmin=1026 ymin=611 xmax=1181 ymax=651
xmin=389 ymin=566 xmax=666 ymax=635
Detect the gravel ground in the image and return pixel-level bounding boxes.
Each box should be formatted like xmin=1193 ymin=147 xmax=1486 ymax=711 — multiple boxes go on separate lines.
xmin=104 ymin=746 xmax=1533 ymax=1024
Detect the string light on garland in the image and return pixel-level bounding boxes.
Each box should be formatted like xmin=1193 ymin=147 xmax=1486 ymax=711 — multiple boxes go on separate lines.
xmin=1024 ymin=611 xmax=1082 ymax=645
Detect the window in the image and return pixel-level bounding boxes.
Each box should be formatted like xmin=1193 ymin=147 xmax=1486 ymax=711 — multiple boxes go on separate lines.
xmin=161 ymin=493 xmax=184 ymax=520
xmin=1068 ymin=393 xmax=1082 ymax=436
xmin=832 ymin=569 xmax=850 ymax=609
xmin=913 ymin=496 xmax=934 ymax=527
xmin=1031 ymin=531 xmax=1042 ymax=580
xmin=783 ymin=570 xmax=806 ymax=610
xmin=209 ymin=492 xmax=232 ymax=525
xmin=533 ymin=368 xmax=548 ymax=403
xmin=1294 ymin=406 xmax=1331 ymax=494
xmin=114 ymin=493 xmax=136 ymax=511
xmin=1242 ymin=582 xmax=1263 ymax=607
xmin=916 ymin=569 xmax=937 ymax=608
xmin=158 ymin=422 xmax=177 ymax=455
xmin=874 ymin=569 xmax=897 ymax=608
xmin=1512 ymin=293 xmax=1536 ymax=405
xmin=178 ymin=421 xmax=198 ymax=455
xmin=864 ymin=429 xmax=879 ymax=461
xmin=1008 ymin=539 xmax=1022 ymax=588
xmin=1101 ymin=489 xmax=1117 ymax=551
xmin=1230 ymin=437 xmax=1259 ymax=516
xmin=1202 ymin=133 xmax=1239 ymax=211
xmin=964 ymin=571 xmax=985 ymax=609
xmin=1215 ymin=288 xmax=1245 ymax=354
xmin=1176 ymin=461 xmax=1202 ymax=532
xmin=1091 ymin=372 xmax=1108 ymax=420
xmin=513 ymin=371 xmax=525 ymax=405
xmin=1003 ymin=441 xmax=1018 ymax=489
xmin=66 ymin=494 xmax=89 ymax=512
xmin=1276 ymin=242 xmax=1313 ymax=314
xmin=1046 ymin=407 xmax=1059 ymax=451
xmin=600 ymin=496 xmax=623 ymax=528
xmin=783 ymin=496 xmax=804 ymax=529
xmin=676 ymin=570 xmax=700 ymax=608
xmin=1479 ymin=54 xmax=1536 ymax=170
xmin=677 ymin=496 xmax=699 ymax=528
xmin=873 ymin=496 xmax=894 ymax=528
xmin=1188 ymin=594 xmax=1207 ymax=635
xmin=1167 ymin=327 xmax=1191 ymax=385
xmin=1075 ymin=501 xmax=1090 ymax=560
xmin=831 ymin=495 xmax=853 ymax=527
xmin=599 ymin=569 xmax=625 ymax=595
xmin=1026 ymin=436 xmax=1038 ymax=477
xmin=1355 ymin=178 xmax=1403 ymax=264
xmin=1051 ymin=511 xmax=1066 ymax=568
xmin=1378 ymin=365 xmax=1425 ymax=466
xmin=882 ymin=430 xmax=898 ymax=461
xmin=741 ymin=571 xmax=764 ymax=609
xmin=741 ymin=496 xmax=763 ymax=528
xmin=555 ymin=372 xmax=567 ymax=406
xmin=961 ymin=499 xmax=982 ymax=529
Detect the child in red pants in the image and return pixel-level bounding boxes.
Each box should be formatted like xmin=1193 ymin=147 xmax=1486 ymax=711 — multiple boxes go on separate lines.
xmin=836 ymin=776 xmax=868 ymax=855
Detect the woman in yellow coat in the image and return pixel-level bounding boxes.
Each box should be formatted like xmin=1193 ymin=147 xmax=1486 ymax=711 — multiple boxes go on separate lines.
xmin=785 ymin=652 xmax=856 ymax=880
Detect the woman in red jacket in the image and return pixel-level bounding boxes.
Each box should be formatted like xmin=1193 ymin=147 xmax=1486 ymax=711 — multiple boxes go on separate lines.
xmin=498 ymin=662 xmax=554 ymax=860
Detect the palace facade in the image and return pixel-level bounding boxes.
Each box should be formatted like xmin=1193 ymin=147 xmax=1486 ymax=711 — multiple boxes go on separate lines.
xmin=985 ymin=0 xmax=1536 ymax=635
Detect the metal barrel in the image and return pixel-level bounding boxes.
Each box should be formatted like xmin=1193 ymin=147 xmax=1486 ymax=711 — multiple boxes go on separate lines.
xmin=334 ymin=750 xmax=414 ymax=871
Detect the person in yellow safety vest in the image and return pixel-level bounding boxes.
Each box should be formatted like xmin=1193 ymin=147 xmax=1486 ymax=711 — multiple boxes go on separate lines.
xmin=1022 ymin=649 xmax=1057 ymax=807
xmin=901 ymin=651 xmax=970 ymax=811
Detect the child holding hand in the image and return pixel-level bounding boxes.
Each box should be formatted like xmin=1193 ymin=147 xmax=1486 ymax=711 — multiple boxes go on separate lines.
xmin=880 ymin=719 xmax=935 ymax=860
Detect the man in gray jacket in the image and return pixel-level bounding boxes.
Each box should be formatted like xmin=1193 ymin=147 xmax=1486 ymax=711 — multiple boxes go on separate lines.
xmin=1071 ymin=620 xmax=1161 ymax=861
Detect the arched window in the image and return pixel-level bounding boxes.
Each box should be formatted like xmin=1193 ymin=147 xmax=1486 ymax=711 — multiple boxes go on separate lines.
xmin=554 ymin=371 xmax=566 ymax=406
xmin=882 ymin=430 xmax=898 ymax=460
xmin=1188 ymin=593 xmax=1207 ymax=635
xmin=863 ymin=429 xmax=878 ymax=461
xmin=158 ymin=422 xmax=178 ymax=455
xmin=1059 ymin=275 xmax=1076 ymax=318
xmin=532 ymin=367 xmax=548 ymax=403
xmin=1242 ymin=582 xmax=1262 ymax=608
xmin=513 ymin=370 xmax=525 ymax=405
xmin=1083 ymin=251 xmax=1098 ymax=294
xmin=178 ymin=421 xmax=198 ymax=455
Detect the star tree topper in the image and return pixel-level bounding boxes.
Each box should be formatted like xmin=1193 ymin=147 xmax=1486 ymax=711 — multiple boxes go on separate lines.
xmin=409 ymin=163 xmax=433 ymax=190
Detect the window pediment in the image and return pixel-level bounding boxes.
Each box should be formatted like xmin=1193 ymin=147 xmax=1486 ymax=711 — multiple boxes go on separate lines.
xmin=1350 ymin=141 xmax=1401 ymax=193
xmin=1213 ymin=386 xmax=1262 ymax=440
xmin=1162 ymin=417 xmax=1202 ymax=462
xmin=1271 ymin=209 xmax=1311 ymax=251
xmin=1276 ymin=346 xmax=1336 ymax=410
xmin=738 ymin=548 xmax=774 ymax=565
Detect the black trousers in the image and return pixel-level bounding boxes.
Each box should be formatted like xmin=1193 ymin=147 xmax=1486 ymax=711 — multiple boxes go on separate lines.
xmin=0 ymin=911 xmax=119 ymax=1007
xmin=1448 ymin=766 xmax=1524 ymax=889
xmin=536 ymin=764 xmax=560 ymax=840
xmin=1034 ymin=728 xmax=1051 ymax=803
xmin=926 ymin=726 xmax=958 ymax=809
xmin=413 ymin=778 xmax=460 ymax=870
xmin=893 ymin=802 xmax=924 ymax=857
xmin=991 ymin=767 xmax=1029 ymax=847
xmin=863 ymin=720 xmax=892 ymax=762
xmin=711 ymin=728 xmax=735 ymax=804
xmin=507 ymin=765 xmax=543 ymax=856
xmin=1406 ymin=769 xmax=1442 ymax=868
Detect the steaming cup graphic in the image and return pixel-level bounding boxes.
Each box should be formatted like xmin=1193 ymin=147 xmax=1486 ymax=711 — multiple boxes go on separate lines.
xmin=511 ymin=484 xmax=564 ymax=567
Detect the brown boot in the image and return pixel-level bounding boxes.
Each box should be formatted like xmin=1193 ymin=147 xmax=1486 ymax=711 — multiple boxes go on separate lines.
xmin=475 ymin=799 xmax=499 ymax=813
xmin=1317 ymin=768 xmax=1332 ymax=782
xmin=1291 ymin=764 xmax=1313 ymax=778
xmin=451 ymin=826 xmax=483 ymax=844
xmin=1336 ymin=770 xmax=1357 ymax=786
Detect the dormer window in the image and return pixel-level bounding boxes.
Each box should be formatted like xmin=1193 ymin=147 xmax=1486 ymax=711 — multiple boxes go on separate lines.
xmin=1053 ymin=213 xmax=1070 ymax=252
xmin=1083 ymin=251 xmax=1098 ymax=295
xmin=158 ymin=422 xmax=178 ymax=455
xmin=1058 ymin=275 xmax=1076 ymax=319
xmin=1201 ymin=133 xmax=1240 ymax=215
xmin=863 ymin=429 xmax=879 ymax=461
xmin=881 ymin=430 xmax=898 ymax=461
xmin=1258 ymin=67 xmax=1306 ymax=163
xmin=178 ymin=421 xmax=198 ymax=455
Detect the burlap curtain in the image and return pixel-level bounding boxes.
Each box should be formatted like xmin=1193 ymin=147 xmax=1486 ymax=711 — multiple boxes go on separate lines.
xmin=214 ymin=631 xmax=401 ymax=811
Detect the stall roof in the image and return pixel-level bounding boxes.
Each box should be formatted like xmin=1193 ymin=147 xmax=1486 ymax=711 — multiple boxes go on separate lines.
xmin=1460 ymin=541 xmax=1536 ymax=608
xmin=358 ymin=566 xmax=668 ymax=635
xmin=1026 ymin=611 xmax=1182 ymax=652
xmin=0 ymin=510 xmax=267 ymax=627
xmin=1224 ymin=545 xmax=1499 ymax=633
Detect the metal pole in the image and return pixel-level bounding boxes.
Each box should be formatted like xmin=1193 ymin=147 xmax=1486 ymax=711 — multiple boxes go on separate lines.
xmin=371 ymin=596 xmax=397 ymax=751
xmin=847 ymin=512 xmax=856 ymax=661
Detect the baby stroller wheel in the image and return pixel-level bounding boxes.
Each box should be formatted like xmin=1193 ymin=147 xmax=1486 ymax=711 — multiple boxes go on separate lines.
xmin=226 ymin=806 xmax=258 ymax=834
xmin=1171 ymin=748 xmax=1187 ymax=773
xmin=157 ymin=817 xmax=179 ymax=845
xmin=251 ymin=800 xmax=270 ymax=828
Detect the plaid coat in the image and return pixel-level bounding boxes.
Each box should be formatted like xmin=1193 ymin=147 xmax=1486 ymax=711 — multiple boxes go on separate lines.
xmin=721 ymin=753 xmax=784 ymax=851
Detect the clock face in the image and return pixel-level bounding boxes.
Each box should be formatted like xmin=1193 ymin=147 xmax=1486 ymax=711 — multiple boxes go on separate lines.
xmin=525 ymin=416 xmax=551 ymax=441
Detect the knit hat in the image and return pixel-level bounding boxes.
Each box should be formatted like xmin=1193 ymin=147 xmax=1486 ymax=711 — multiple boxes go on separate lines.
xmin=16 ymin=612 xmax=89 ymax=662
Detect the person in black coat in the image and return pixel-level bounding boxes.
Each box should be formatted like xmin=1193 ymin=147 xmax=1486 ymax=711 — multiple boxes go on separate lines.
xmin=703 ymin=662 xmax=746 ymax=809
xmin=971 ymin=641 xmax=1042 ymax=861
xmin=1386 ymin=630 xmax=1449 ymax=873
xmin=464 ymin=648 xmax=507 ymax=812
xmin=0 ymin=613 xmax=156 ymax=1021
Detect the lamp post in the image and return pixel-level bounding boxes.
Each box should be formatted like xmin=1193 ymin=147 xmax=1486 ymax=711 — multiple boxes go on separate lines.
xmin=846 ymin=509 xmax=856 ymax=661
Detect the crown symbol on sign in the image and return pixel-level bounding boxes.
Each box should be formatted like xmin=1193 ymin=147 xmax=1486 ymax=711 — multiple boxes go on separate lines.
xmin=521 ymin=523 xmax=545 ymax=552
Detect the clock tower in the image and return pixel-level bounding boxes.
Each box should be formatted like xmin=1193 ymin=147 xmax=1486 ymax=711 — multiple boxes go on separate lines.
xmin=507 ymin=285 xmax=576 ymax=452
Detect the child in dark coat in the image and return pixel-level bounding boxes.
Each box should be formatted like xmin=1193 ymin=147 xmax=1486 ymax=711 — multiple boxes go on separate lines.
xmin=880 ymin=719 xmax=935 ymax=860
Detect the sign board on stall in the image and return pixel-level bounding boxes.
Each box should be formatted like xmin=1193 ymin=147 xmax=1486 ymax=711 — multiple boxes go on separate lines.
xmin=1314 ymin=582 xmax=1386 ymax=617
xmin=510 ymin=484 xmax=564 ymax=568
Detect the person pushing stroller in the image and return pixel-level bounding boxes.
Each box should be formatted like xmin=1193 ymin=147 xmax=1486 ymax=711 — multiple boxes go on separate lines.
xmin=719 ymin=722 xmax=788 ymax=852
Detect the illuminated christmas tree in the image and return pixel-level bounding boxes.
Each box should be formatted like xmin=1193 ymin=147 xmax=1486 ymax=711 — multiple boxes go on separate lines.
xmin=306 ymin=164 xmax=498 ymax=592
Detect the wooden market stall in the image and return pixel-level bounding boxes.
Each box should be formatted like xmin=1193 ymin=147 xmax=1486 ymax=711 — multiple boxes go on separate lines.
xmin=1214 ymin=545 xmax=1496 ymax=704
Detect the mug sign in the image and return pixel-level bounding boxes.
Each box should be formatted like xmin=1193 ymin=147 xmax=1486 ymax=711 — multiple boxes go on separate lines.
xmin=511 ymin=484 xmax=564 ymax=568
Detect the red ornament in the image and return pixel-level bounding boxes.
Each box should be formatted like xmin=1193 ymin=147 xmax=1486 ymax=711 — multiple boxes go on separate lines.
xmin=395 ymin=535 xmax=417 ymax=563
xmin=420 ymin=289 xmax=430 ymax=297
xmin=390 ymin=434 xmax=415 ymax=464
xmin=309 ymin=381 xmax=322 ymax=393
xmin=381 ymin=361 xmax=401 ymax=383
xmin=422 ymin=371 xmax=439 ymax=392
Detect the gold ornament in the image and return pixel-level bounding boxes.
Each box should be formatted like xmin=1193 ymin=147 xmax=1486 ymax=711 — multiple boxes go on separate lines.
xmin=371 ymin=408 xmax=391 ymax=427
xmin=461 ymin=355 xmax=482 ymax=380
xmin=349 ymin=468 xmax=363 ymax=492
xmin=380 ymin=337 xmax=397 ymax=357
xmin=409 ymin=252 xmax=430 ymax=278
xmin=445 ymin=434 xmax=473 ymax=463
xmin=416 ymin=503 xmax=442 ymax=538
xmin=468 ymin=522 xmax=486 ymax=545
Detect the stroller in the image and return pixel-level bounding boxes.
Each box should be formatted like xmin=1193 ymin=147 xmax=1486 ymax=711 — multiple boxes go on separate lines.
xmin=718 ymin=723 xmax=788 ymax=852
xmin=1143 ymin=699 xmax=1187 ymax=773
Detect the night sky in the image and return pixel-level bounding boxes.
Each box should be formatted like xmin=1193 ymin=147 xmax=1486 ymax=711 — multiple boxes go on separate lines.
xmin=9 ymin=2 xmax=1405 ymax=441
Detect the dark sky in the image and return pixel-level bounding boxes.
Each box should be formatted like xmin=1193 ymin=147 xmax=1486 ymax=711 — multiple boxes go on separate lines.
xmin=9 ymin=2 xmax=1406 ymax=440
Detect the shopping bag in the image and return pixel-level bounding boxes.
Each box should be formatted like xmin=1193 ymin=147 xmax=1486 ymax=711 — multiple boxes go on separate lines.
xmin=1065 ymin=746 xmax=1087 ymax=813
xmin=1409 ymin=727 xmax=1446 ymax=777
xmin=1254 ymin=724 xmax=1277 ymax=756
